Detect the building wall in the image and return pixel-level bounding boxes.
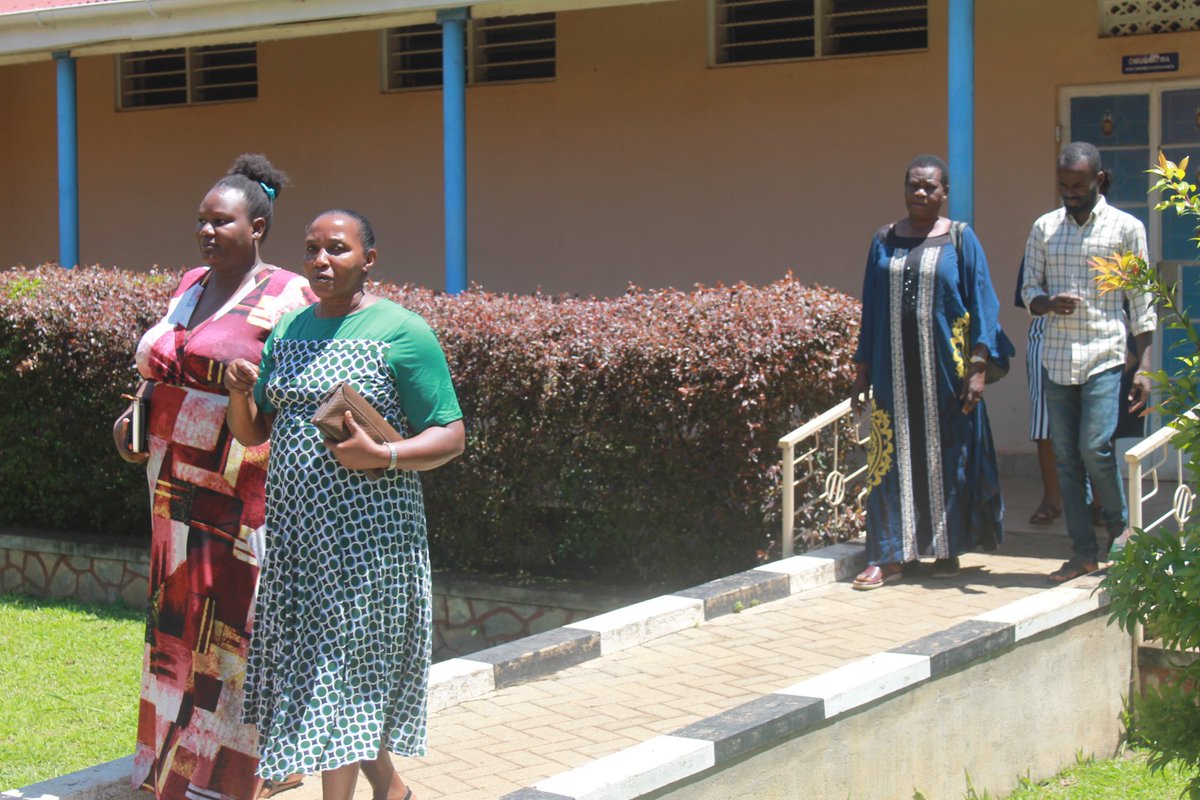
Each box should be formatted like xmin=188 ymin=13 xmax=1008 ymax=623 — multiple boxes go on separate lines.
xmin=2 ymin=60 xmax=57 ymax=269
xmin=2 ymin=0 xmax=1200 ymax=449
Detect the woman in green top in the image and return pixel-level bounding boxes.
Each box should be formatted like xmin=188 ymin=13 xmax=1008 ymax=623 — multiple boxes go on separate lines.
xmin=225 ymin=209 xmax=465 ymax=800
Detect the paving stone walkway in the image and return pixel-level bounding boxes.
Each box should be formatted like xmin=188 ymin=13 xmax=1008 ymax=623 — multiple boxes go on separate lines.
xmin=259 ymin=469 xmax=1153 ymax=800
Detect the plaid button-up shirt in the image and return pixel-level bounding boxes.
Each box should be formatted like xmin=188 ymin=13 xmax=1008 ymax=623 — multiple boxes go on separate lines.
xmin=1021 ymin=195 xmax=1156 ymax=385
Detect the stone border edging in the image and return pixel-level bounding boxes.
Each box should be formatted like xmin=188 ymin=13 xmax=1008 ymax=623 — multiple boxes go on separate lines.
xmin=3 ymin=756 xmax=134 ymax=800
xmin=428 ymin=541 xmax=866 ymax=712
xmin=499 ymin=574 xmax=1109 ymax=800
xmin=6 ymin=542 xmax=867 ymax=800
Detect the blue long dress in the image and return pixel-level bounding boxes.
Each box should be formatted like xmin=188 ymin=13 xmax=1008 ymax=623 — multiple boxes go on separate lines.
xmin=854 ymin=224 xmax=1010 ymax=566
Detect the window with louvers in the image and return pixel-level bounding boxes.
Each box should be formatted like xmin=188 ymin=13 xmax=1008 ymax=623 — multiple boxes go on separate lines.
xmin=1099 ymin=0 xmax=1200 ymax=37
xmin=385 ymin=24 xmax=451 ymax=90
xmin=712 ymin=0 xmax=927 ymax=65
xmin=118 ymin=43 xmax=257 ymax=109
xmin=473 ymin=15 xmax=556 ymax=83
xmin=384 ymin=14 xmax=555 ymax=91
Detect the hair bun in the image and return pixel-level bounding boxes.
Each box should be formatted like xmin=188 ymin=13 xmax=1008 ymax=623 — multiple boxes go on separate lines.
xmin=228 ymin=153 xmax=290 ymax=197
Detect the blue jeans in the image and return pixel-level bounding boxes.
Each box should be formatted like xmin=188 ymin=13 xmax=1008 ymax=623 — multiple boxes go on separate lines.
xmin=1043 ymin=366 xmax=1126 ymax=563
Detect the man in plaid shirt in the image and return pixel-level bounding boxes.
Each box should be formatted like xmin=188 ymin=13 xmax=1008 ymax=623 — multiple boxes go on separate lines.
xmin=1021 ymin=141 xmax=1156 ymax=584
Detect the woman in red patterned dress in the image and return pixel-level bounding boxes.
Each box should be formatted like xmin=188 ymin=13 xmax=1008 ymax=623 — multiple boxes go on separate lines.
xmin=113 ymin=154 xmax=314 ymax=800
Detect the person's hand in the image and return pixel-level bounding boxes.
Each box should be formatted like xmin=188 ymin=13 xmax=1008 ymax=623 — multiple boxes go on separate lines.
xmin=960 ymin=367 xmax=986 ymax=414
xmin=225 ymin=358 xmax=260 ymax=396
xmin=1048 ymin=292 xmax=1082 ymax=316
xmin=112 ymin=409 xmax=149 ymax=464
xmin=1128 ymin=371 xmax=1153 ymax=415
xmin=851 ymin=372 xmax=871 ymax=415
xmin=323 ymin=411 xmax=390 ymax=471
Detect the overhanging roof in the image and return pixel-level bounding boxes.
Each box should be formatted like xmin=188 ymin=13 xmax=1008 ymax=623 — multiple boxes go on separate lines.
xmin=0 ymin=0 xmax=124 ymax=11
xmin=0 ymin=0 xmax=663 ymax=65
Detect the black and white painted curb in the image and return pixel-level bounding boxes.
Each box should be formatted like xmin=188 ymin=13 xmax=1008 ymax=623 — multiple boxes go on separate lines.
xmin=428 ymin=541 xmax=867 ymax=711
xmin=499 ymin=575 xmax=1108 ymax=800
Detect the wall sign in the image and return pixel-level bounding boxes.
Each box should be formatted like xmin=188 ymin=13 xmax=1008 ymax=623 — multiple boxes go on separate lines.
xmin=1122 ymin=52 xmax=1179 ymax=74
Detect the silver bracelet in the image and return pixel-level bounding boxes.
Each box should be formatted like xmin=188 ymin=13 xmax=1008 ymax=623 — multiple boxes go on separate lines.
xmin=969 ymin=354 xmax=987 ymax=364
xmin=385 ymin=441 xmax=398 ymax=471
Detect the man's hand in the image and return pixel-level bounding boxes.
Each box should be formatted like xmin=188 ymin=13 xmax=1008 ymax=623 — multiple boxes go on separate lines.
xmin=1129 ymin=372 xmax=1153 ymax=415
xmin=1029 ymin=293 xmax=1082 ymax=317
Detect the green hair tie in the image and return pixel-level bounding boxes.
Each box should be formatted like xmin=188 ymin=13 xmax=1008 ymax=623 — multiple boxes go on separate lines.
xmin=258 ymin=181 xmax=276 ymax=202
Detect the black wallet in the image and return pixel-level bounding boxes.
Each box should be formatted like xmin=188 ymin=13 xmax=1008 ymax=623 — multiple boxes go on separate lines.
xmin=123 ymin=381 xmax=154 ymax=454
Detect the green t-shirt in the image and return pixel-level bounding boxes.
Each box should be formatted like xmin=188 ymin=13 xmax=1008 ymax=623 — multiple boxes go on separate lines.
xmin=254 ymin=298 xmax=462 ymax=434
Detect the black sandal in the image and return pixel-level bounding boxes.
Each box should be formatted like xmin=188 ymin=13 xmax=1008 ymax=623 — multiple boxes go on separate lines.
xmin=258 ymin=776 xmax=304 ymax=799
xmin=931 ymin=557 xmax=960 ymax=578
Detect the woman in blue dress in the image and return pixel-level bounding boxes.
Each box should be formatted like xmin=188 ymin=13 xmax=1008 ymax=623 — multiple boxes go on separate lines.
xmin=849 ymin=155 xmax=1010 ymax=589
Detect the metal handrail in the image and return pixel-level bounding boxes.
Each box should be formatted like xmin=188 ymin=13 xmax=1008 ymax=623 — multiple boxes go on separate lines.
xmin=778 ymin=397 xmax=1197 ymax=560
xmin=1125 ymin=406 xmax=1198 ymax=533
xmin=777 ymin=395 xmax=869 ymax=557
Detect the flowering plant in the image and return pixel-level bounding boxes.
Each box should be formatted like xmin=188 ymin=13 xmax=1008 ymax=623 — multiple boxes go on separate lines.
xmin=1099 ymin=153 xmax=1200 ymax=796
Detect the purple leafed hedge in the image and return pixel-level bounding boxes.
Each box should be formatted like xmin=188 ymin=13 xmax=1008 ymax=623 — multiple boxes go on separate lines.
xmin=0 ymin=266 xmax=860 ymax=588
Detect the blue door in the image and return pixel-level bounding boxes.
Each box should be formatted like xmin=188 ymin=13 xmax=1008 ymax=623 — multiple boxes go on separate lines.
xmin=1157 ymin=87 xmax=1200 ymax=379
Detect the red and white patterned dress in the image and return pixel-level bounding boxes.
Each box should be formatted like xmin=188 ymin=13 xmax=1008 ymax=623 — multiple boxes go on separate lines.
xmin=130 ymin=265 xmax=313 ymax=800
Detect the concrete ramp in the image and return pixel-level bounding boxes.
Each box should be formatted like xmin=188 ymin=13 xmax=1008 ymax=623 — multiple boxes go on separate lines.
xmin=9 ymin=517 xmax=1134 ymax=800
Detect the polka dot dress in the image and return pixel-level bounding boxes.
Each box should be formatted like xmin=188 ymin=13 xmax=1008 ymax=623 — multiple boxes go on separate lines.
xmin=243 ymin=335 xmax=432 ymax=780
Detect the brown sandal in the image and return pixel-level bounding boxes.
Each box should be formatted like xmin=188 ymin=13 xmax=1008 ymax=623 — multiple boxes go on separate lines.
xmin=852 ymin=563 xmax=903 ymax=590
xmin=1047 ymin=558 xmax=1099 ymax=585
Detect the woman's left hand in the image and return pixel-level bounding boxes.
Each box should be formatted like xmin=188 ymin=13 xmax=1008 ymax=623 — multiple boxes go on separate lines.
xmin=960 ymin=367 xmax=986 ymax=414
xmin=323 ymin=411 xmax=389 ymax=470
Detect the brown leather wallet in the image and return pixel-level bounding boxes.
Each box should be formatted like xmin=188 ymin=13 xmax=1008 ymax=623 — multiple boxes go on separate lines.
xmin=311 ymin=382 xmax=402 ymax=479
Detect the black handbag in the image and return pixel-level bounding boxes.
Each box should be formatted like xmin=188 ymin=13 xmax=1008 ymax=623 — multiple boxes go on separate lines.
xmin=121 ymin=380 xmax=154 ymax=453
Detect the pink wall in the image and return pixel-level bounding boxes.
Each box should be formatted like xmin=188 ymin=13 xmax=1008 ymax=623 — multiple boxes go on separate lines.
xmin=3 ymin=0 xmax=1200 ymax=449
xmin=1 ymin=60 xmax=57 ymax=268
xmin=1 ymin=0 xmax=950 ymax=295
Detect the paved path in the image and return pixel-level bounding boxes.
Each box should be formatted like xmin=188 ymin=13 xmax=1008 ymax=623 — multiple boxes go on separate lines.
xmin=280 ymin=471 xmax=1152 ymax=799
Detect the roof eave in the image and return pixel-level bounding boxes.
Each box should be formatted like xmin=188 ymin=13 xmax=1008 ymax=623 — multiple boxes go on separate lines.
xmin=0 ymin=0 xmax=668 ymax=65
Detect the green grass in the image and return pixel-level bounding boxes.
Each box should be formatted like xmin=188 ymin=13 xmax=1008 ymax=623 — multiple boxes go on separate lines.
xmin=0 ymin=593 xmax=144 ymax=791
xmin=998 ymin=749 xmax=1192 ymax=799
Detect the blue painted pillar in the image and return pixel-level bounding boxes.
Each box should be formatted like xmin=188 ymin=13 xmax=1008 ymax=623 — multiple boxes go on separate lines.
xmin=438 ymin=8 xmax=468 ymax=294
xmin=53 ymin=50 xmax=80 ymax=269
xmin=947 ymin=0 xmax=974 ymax=225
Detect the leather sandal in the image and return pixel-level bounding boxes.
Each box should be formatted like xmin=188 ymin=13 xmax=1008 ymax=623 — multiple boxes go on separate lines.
xmin=259 ymin=776 xmax=304 ymax=799
xmin=1047 ymin=557 xmax=1099 ymax=585
xmin=852 ymin=563 xmax=903 ymax=590
xmin=1028 ymin=503 xmax=1061 ymax=525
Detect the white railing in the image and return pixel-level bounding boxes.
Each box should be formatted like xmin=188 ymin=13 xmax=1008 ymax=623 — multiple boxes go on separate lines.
xmin=1125 ymin=408 xmax=1197 ymax=534
xmin=777 ymin=397 xmax=869 ymax=557
xmin=778 ymin=399 xmax=1197 ymax=560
